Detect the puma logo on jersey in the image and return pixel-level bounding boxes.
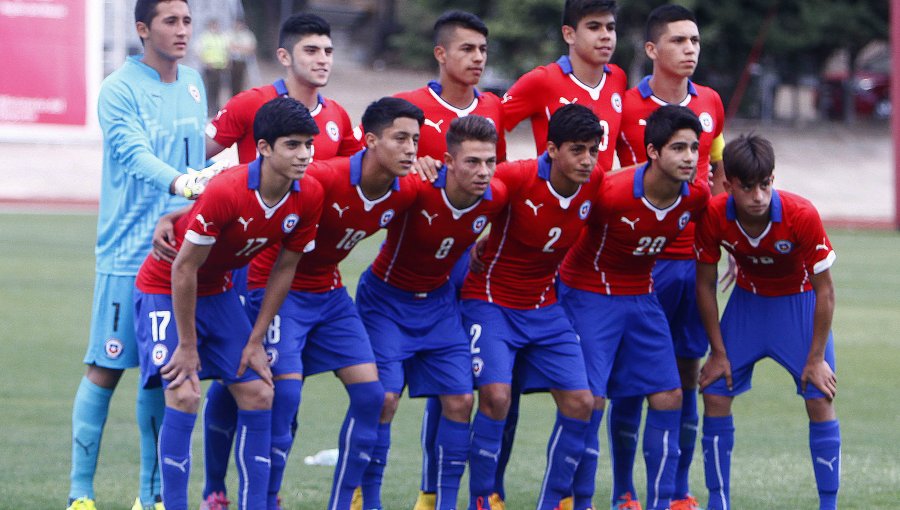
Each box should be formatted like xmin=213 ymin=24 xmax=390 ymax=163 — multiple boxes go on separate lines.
xmin=559 ymin=97 xmax=578 ymax=105
xmin=620 ymin=216 xmax=640 ymax=230
xmin=816 ymin=456 xmax=839 ymax=472
xmin=424 ymin=118 xmax=444 ymax=133
xmin=639 ymin=119 xmax=647 ymax=126
xmin=722 ymin=240 xmax=738 ymax=250
xmin=421 ymin=209 xmax=439 ymax=225
xmin=237 ymin=216 xmax=253 ymax=232
xmin=332 ymin=202 xmax=350 ymax=218
xmin=164 ymin=457 xmax=190 ymax=473
xmin=501 ymin=93 xmax=512 ymax=103
xmin=195 ymin=214 xmax=213 ymax=232
xmin=524 ymin=199 xmax=543 ymax=215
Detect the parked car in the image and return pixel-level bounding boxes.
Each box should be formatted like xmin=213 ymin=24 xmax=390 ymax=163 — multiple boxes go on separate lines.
xmin=818 ymin=44 xmax=891 ymax=120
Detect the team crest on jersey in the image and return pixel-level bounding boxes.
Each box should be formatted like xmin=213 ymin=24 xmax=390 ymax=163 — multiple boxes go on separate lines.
xmin=611 ymin=93 xmax=623 ymax=113
xmin=267 ymin=348 xmax=279 ymax=367
xmin=472 ymin=356 xmax=484 ymax=377
xmin=326 ymin=121 xmax=340 ymax=142
xmin=282 ymin=214 xmax=299 ymax=233
xmin=579 ymin=201 xmax=592 ymax=220
xmin=152 ymin=344 xmax=168 ymax=366
xmin=104 ymin=338 xmax=123 ymax=359
xmin=472 ymin=215 xmax=488 ymax=233
xmin=678 ymin=211 xmax=691 ymax=230
xmin=775 ymin=239 xmax=794 ymax=254
xmin=698 ymin=112 xmax=714 ymax=133
xmin=188 ymin=84 xmax=201 ymax=103
xmin=380 ymin=209 xmax=395 ymax=227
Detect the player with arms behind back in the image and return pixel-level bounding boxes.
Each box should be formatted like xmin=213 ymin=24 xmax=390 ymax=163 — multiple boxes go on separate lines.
xmin=133 ymin=97 xmax=323 ymax=510
xmin=695 ymin=134 xmax=840 ymax=510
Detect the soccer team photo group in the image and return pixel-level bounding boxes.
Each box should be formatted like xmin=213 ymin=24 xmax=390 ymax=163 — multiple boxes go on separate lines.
xmin=19 ymin=0 xmax=886 ymax=508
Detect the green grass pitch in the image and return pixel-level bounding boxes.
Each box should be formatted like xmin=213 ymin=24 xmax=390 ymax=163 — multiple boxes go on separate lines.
xmin=0 ymin=213 xmax=897 ymax=509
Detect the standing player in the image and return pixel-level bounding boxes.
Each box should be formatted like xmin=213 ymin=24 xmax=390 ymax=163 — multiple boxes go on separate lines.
xmin=610 ymin=6 xmax=725 ymax=508
xmin=461 ymin=104 xmax=602 ymax=510
xmin=502 ymin=0 xmax=625 ymax=169
xmin=67 ymin=1 xmax=208 ymax=509
xmin=134 ymin=97 xmax=324 ymax=510
xmin=558 ymin=106 xmax=710 ymax=510
xmin=355 ymin=116 xmax=507 ymax=510
xmin=695 ymin=135 xmax=840 ymax=510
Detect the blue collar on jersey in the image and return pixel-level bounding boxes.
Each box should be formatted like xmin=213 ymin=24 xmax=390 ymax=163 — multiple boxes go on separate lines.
xmin=556 ymin=55 xmax=611 ymax=75
xmin=428 ymin=80 xmax=481 ymax=98
xmin=637 ymin=75 xmax=698 ymax=100
xmin=273 ymin=79 xmax=325 ymax=107
xmin=726 ymin=188 xmax=782 ymax=222
xmin=633 ymin=163 xmax=689 ymax=198
xmin=349 ymin=149 xmax=401 ymax=190
xmin=248 ymin=156 xmax=302 ymax=191
xmin=433 ymin=165 xmax=493 ymax=200
xmin=537 ymin=152 xmax=553 ymax=180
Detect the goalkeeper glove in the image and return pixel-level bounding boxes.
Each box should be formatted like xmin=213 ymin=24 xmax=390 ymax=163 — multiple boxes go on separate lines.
xmin=172 ymin=160 xmax=232 ymax=199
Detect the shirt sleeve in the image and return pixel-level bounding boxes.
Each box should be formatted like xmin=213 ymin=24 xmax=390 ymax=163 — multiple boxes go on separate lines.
xmin=501 ymin=68 xmax=545 ymax=131
xmin=205 ymin=91 xmax=253 ymax=148
xmin=693 ymin=205 xmax=723 ymax=264
xmin=335 ymin=105 xmax=364 ymax=157
xmin=183 ymin=181 xmax=233 ymax=245
xmin=282 ymin=176 xmax=324 ymax=253
xmin=794 ymin=202 xmax=836 ymax=274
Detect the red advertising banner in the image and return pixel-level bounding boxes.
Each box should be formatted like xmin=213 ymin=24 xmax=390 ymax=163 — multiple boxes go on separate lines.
xmin=0 ymin=0 xmax=87 ymax=126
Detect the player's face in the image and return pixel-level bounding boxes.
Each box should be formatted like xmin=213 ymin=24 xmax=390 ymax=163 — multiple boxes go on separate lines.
xmin=436 ymin=27 xmax=487 ymax=86
xmin=447 ymin=140 xmax=497 ymax=199
xmin=281 ymin=34 xmax=334 ymax=88
xmin=369 ymin=117 xmax=420 ymax=177
xmin=725 ymin=175 xmax=775 ymax=220
xmin=137 ymin=1 xmax=192 ymax=62
xmin=646 ymin=20 xmax=700 ymax=78
xmin=563 ymin=12 xmax=617 ymax=66
xmin=648 ymin=128 xmax=700 ymax=183
xmin=548 ymin=139 xmax=600 ymax=185
xmin=261 ymin=134 xmax=315 ymax=181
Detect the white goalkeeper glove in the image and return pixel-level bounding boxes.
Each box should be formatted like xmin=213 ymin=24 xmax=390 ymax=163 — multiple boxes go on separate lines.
xmin=172 ymin=160 xmax=232 ymax=199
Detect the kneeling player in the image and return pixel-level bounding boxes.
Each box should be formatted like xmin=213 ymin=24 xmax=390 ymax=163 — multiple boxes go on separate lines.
xmin=695 ymin=134 xmax=840 ymax=510
xmin=133 ymin=97 xmax=323 ymax=510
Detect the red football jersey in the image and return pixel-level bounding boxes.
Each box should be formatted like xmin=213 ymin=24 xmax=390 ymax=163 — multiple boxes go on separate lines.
xmin=136 ymin=160 xmax=323 ymax=296
xmin=559 ymin=164 xmax=710 ymax=295
xmin=371 ymin=168 xmax=509 ymax=292
xmin=461 ymin=154 xmax=603 ymax=309
xmin=394 ymin=81 xmax=507 ymax=162
xmin=502 ymin=56 xmax=627 ymax=170
xmin=206 ymin=79 xmax=360 ymax=164
xmin=614 ymin=76 xmax=725 ymax=259
xmin=694 ymin=190 xmax=836 ymax=297
xmin=247 ymin=150 xmax=419 ymax=293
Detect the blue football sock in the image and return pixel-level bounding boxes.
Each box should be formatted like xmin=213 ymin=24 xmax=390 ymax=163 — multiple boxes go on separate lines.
xmin=235 ymin=409 xmax=272 ymax=510
xmin=329 ymin=381 xmax=384 ymax=510
xmin=268 ymin=379 xmax=302 ymax=509
xmin=159 ymin=407 xmax=196 ymax=510
xmin=361 ymin=422 xmax=391 ymax=510
xmin=202 ymin=380 xmax=237 ymax=498
xmin=435 ymin=415 xmax=470 ymax=510
xmin=494 ymin=390 xmax=520 ymax=500
xmin=69 ymin=377 xmax=113 ymax=500
xmin=421 ymin=397 xmax=442 ymax=493
xmin=608 ymin=396 xmax=643 ymax=502
xmin=537 ymin=412 xmax=589 ymax=510
xmin=675 ymin=388 xmax=699 ymax=499
xmin=573 ymin=409 xmax=603 ymax=510
xmin=702 ymin=415 xmax=734 ymax=510
xmin=468 ymin=411 xmax=505 ymax=509
xmin=809 ymin=419 xmax=840 ymax=510
xmin=136 ymin=384 xmax=165 ymax=503
xmin=643 ymin=409 xmax=680 ymax=510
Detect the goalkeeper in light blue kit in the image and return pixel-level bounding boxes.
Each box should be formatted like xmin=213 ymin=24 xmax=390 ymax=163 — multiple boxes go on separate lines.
xmin=67 ymin=1 xmax=222 ymax=509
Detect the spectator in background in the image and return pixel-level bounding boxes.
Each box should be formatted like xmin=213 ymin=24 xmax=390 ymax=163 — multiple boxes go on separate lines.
xmin=228 ymin=18 xmax=257 ymax=96
xmin=199 ymin=19 xmax=228 ymax=116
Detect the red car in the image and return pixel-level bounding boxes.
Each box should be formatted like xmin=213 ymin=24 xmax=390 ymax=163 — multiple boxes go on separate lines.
xmin=819 ymin=46 xmax=891 ymax=119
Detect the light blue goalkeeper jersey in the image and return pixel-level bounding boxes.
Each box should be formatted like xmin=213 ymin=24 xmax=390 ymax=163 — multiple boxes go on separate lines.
xmin=95 ymin=55 xmax=207 ymax=275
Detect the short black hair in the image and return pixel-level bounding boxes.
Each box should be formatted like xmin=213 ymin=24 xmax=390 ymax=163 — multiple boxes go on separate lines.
xmin=446 ymin=115 xmax=498 ymax=155
xmin=361 ymin=97 xmax=425 ymax=137
xmin=643 ymin=105 xmax=701 ymax=154
xmin=279 ymin=13 xmax=331 ymax=51
xmin=645 ymin=4 xmax=696 ymax=43
xmin=562 ymin=0 xmax=617 ymax=28
xmin=135 ymin=0 xmax=188 ymax=27
xmin=253 ymin=97 xmax=319 ymax=148
xmin=433 ymin=10 xmax=488 ymax=46
xmin=723 ymin=133 xmax=775 ymax=184
xmin=547 ymin=104 xmax=603 ymax=147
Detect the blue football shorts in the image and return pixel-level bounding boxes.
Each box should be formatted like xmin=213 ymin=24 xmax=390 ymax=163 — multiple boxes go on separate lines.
xmin=653 ymin=258 xmax=709 ymax=359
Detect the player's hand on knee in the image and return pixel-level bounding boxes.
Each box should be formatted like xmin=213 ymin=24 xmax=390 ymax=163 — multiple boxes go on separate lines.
xmin=161 ymin=345 xmax=201 ymax=391
xmin=699 ymin=350 xmax=732 ymax=392
xmin=801 ymin=360 xmax=836 ymax=400
xmin=238 ymin=342 xmax=273 ymax=388
xmin=411 ymin=155 xmax=441 ymax=182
